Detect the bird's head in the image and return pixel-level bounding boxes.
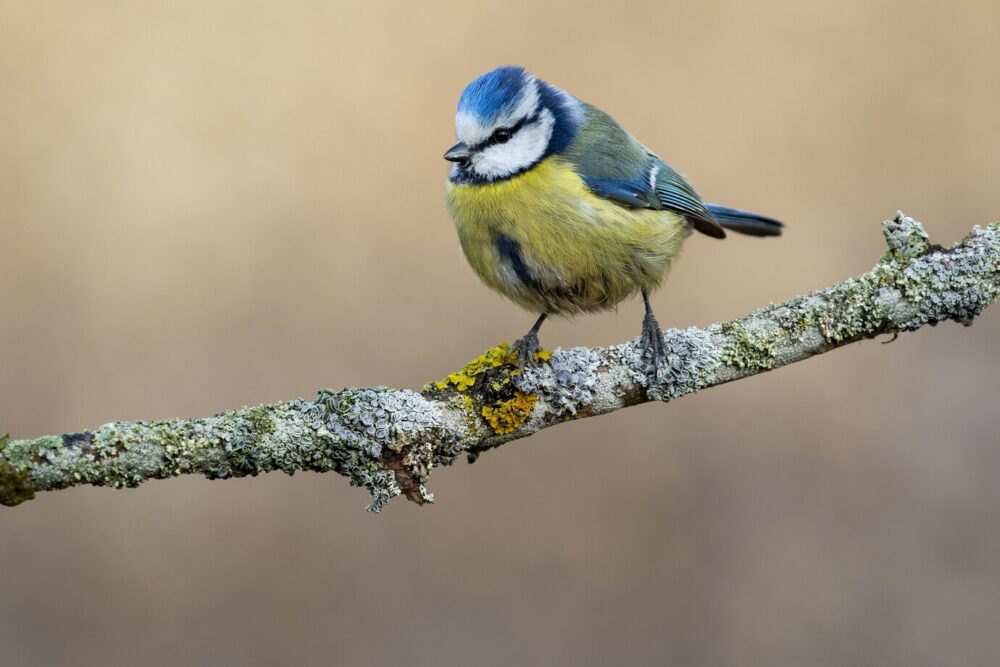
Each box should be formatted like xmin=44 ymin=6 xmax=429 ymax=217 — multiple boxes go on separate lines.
xmin=445 ymin=66 xmax=583 ymax=184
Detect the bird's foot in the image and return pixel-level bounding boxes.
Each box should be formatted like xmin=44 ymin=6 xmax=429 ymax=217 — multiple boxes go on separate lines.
xmin=510 ymin=331 xmax=542 ymax=371
xmin=639 ymin=310 xmax=666 ymax=382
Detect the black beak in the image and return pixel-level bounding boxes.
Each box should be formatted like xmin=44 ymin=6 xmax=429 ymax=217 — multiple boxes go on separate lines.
xmin=443 ymin=141 xmax=473 ymax=162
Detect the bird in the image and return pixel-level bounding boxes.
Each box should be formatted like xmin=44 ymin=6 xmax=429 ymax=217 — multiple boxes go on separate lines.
xmin=443 ymin=66 xmax=782 ymax=378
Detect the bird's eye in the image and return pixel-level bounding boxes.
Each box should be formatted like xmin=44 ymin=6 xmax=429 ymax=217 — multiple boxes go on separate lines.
xmin=492 ymin=128 xmax=512 ymax=144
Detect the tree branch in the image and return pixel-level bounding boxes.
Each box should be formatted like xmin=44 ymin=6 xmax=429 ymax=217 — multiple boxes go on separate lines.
xmin=2 ymin=214 xmax=998 ymax=510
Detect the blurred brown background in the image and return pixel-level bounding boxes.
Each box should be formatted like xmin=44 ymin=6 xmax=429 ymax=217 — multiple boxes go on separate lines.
xmin=1 ymin=1 xmax=999 ymax=665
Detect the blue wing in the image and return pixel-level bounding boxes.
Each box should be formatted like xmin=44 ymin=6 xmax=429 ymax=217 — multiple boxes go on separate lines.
xmin=558 ymin=103 xmax=727 ymax=238
xmin=580 ymin=177 xmax=657 ymax=209
xmin=582 ymin=158 xmax=727 ymax=239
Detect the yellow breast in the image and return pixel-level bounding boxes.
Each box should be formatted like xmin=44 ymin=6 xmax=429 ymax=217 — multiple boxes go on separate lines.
xmin=446 ymin=156 xmax=690 ymax=315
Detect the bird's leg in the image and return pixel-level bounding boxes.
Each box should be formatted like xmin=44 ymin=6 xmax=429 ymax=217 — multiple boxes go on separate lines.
xmin=511 ymin=313 xmax=547 ymax=370
xmin=640 ymin=290 xmax=666 ymax=380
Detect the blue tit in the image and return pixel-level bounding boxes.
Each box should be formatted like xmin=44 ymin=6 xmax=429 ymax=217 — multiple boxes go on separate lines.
xmin=443 ymin=66 xmax=783 ymax=376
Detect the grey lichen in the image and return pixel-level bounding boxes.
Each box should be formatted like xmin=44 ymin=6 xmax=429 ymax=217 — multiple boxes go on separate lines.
xmin=0 ymin=394 xmax=449 ymax=512
xmin=618 ymin=326 xmax=725 ymax=400
xmin=546 ymin=346 xmax=601 ymax=414
xmin=813 ymin=273 xmax=892 ymax=344
xmin=768 ymin=297 xmax=816 ymax=341
xmin=648 ymin=327 xmax=723 ymax=401
xmin=316 ymin=387 xmax=445 ymax=511
xmin=1 ymin=213 xmax=996 ymax=511
xmin=517 ymin=346 xmax=600 ymax=415
xmin=892 ymin=224 xmax=1000 ymax=329
xmin=883 ymin=212 xmax=932 ymax=258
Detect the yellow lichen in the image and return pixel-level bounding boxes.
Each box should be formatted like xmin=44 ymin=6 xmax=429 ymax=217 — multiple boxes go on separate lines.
xmin=432 ymin=343 xmax=514 ymax=391
xmin=431 ymin=344 xmax=553 ymax=392
xmin=490 ymin=377 xmax=510 ymax=392
xmin=481 ymin=392 xmax=537 ymax=435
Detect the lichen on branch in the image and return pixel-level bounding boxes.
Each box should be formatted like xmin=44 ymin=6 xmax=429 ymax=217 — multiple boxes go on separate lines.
xmin=2 ymin=213 xmax=997 ymax=511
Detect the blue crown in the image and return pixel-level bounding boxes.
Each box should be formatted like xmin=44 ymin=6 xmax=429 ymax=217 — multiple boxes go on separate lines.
xmin=457 ymin=66 xmax=532 ymax=122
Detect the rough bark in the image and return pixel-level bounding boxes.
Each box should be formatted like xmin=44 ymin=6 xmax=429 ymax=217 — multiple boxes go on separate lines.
xmin=2 ymin=213 xmax=997 ymax=511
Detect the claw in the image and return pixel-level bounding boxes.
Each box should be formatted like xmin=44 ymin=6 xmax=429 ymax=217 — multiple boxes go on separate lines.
xmin=510 ymin=313 xmax=547 ymax=372
xmin=640 ymin=312 xmax=665 ymax=381
xmin=639 ymin=291 xmax=666 ymax=382
xmin=511 ymin=332 xmax=541 ymax=370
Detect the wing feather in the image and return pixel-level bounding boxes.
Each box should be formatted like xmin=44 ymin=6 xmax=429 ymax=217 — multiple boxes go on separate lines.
xmin=563 ymin=104 xmax=725 ymax=238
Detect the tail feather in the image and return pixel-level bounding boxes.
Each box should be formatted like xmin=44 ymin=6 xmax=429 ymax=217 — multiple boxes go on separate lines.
xmin=706 ymin=204 xmax=784 ymax=237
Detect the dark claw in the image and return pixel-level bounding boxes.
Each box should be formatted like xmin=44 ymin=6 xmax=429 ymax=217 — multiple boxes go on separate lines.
xmin=511 ymin=331 xmax=541 ymax=370
xmin=640 ymin=310 xmax=666 ymax=381
xmin=511 ymin=313 xmax=547 ymax=372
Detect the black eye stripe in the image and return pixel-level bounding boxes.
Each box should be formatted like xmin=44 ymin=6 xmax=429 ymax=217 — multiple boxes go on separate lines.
xmin=473 ymin=112 xmax=538 ymax=150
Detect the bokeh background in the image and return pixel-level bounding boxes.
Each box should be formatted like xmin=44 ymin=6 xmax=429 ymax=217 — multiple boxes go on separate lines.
xmin=2 ymin=1 xmax=999 ymax=665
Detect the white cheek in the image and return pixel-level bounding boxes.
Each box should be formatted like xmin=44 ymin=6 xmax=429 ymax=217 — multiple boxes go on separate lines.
xmin=471 ymin=110 xmax=554 ymax=180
